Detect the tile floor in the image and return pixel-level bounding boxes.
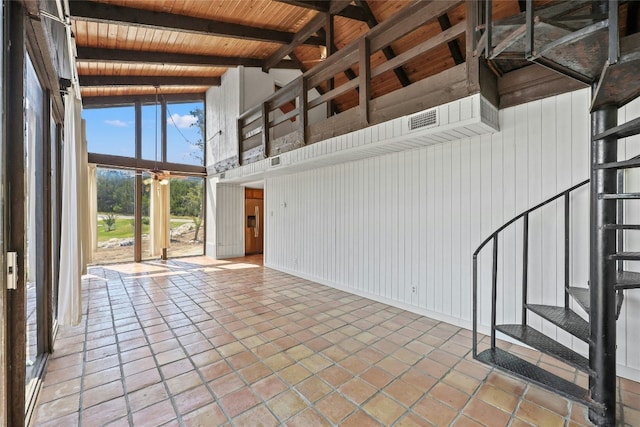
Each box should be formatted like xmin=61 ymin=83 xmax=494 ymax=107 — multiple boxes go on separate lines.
xmin=30 ymin=255 xmax=640 ymax=426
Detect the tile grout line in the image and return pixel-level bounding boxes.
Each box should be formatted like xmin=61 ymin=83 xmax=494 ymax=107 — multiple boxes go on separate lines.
xmin=105 ymin=269 xmax=137 ymax=426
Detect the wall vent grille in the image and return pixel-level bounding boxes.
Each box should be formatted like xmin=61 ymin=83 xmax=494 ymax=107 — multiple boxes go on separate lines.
xmin=408 ymin=108 xmax=438 ymax=131
xmin=480 ymin=97 xmax=500 ymax=131
xmin=271 ymin=156 xmax=281 ymax=167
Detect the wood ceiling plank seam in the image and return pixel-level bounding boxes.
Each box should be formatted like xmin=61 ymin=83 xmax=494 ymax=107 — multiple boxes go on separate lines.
xmin=107 ymin=23 xmax=119 ymax=49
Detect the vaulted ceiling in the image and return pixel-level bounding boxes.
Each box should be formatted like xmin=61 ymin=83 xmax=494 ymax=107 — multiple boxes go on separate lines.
xmin=70 ymin=0 xmax=524 ymax=109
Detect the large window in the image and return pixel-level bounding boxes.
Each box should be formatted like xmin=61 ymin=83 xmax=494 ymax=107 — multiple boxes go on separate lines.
xmin=95 ymin=168 xmax=136 ymax=264
xmin=85 ymin=97 xmax=206 ymax=264
xmin=168 ymin=176 xmax=205 ymax=258
xmin=166 ymin=102 xmax=204 ymax=166
xmin=84 ymin=106 xmax=136 ymax=157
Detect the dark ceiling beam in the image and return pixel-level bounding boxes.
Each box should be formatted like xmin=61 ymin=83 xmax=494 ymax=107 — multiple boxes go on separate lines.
xmin=355 ymin=0 xmax=411 ymax=87
xmin=76 ymin=47 xmax=298 ymax=69
xmin=263 ymin=12 xmax=329 ymax=71
xmin=627 ymin=1 xmax=638 ymax=35
xmin=437 ymin=14 xmax=465 ymax=65
xmin=518 ymin=1 xmax=527 ymax=13
xmin=79 ymin=75 xmax=221 ymax=87
xmin=82 ymin=93 xmax=205 ymax=108
xmin=69 ymin=1 xmax=324 ymax=46
xmin=275 ymin=0 xmax=367 ymax=22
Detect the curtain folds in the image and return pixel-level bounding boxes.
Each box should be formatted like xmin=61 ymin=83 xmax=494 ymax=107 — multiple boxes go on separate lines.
xmin=150 ymin=179 xmax=170 ymax=257
xmin=87 ymin=163 xmax=97 ymax=263
xmin=57 ymin=84 xmax=85 ymax=326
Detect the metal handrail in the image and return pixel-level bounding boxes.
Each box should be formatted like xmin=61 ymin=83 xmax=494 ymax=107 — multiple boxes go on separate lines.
xmin=472 ymin=178 xmax=590 ymax=356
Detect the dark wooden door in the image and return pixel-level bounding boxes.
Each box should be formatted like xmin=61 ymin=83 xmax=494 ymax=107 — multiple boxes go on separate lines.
xmin=245 ymin=197 xmax=264 ymax=255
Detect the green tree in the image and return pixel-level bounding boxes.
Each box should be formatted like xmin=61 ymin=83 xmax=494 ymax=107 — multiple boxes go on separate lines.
xmin=189 ymin=107 xmax=205 ymax=164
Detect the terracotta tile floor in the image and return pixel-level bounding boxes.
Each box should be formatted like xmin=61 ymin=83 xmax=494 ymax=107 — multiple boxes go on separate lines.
xmin=30 ymin=255 xmax=640 ymax=426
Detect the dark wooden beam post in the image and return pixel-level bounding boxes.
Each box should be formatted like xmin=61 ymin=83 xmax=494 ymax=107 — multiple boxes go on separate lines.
xmin=466 ymin=0 xmax=480 ymax=92
xmin=261 ymin=102 xmax=270 ymax=158
xmin=437 ymin=13 xmax=465 ymax=65
xmin=134 ymin=101 xmax=142 ymax=262
xmin=237 ymin=118 xmax=243 ymax=166
xmin=359 ymin=37 xmax=371 ymax=125
xmin=627 ymin=0 xmax=639 ymax=35
xmin=356 ymin=0 xmax=411 ymax=87
xmin=317 ymin=27 xmax=358 ymax=88
xmin=7 ymin=2 xmax=27 ymax=425
xmin=325 ymin=15 xmax=335 ymax=117
xmin=299 ymin=78 xmax=308 ymax=144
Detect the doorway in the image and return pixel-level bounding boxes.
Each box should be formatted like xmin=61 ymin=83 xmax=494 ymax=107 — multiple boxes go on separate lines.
xmin=245 ymin=188 xmax=264 ymax=255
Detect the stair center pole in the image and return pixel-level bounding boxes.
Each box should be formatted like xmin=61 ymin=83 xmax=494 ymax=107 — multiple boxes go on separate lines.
xmin=589 ymin=90 xmax=618 ymax=425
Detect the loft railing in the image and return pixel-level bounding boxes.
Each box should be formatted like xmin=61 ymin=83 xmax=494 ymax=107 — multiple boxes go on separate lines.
xmin=471 ymin=179 xmax=590 ymax=355
xmin=236 ymin=0 xmax=471 ymax=167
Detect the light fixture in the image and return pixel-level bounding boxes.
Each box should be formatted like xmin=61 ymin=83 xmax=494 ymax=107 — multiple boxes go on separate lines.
xmin=147 ymin=85 xmax=170 ymax=185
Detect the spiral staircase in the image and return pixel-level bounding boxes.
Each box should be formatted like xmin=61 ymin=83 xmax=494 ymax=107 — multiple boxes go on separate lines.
xmin=471 ymin=1 xmax=640 ymax=425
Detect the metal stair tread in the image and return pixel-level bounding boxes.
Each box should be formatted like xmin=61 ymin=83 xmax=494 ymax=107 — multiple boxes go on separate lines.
xmin=604 ymin=224 xmax=640 ymax=230
xmin=495 ymin=324 xmax=591 ymax=373
xmin=610 ymin=252 xmax=640 ymax=261
xmin=476 ymin=348 xmax=597 ymax=408
xmin=597 ymin=157 xmax=640 ymax=170
xmin=616 ymin=270 xmax=640 ymax=289
xmin=593 ymin=116 xmax=640 ymax=141
xmin=599 ymin=193 xmax=640 ymax=200
xmin=525 ymin=304 xmax=589 ymax=342
xmin=568 ymin=287 xmax=590 ymax=314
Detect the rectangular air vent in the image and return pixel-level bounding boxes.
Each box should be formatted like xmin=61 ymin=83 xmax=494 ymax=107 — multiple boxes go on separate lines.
xmin=408 ymin=108 xmax=438 ymax=131
xmin=480 ymin=96 xmax=500 ymax=131
xmin=271 ymin=156 xmax=281 ymax=167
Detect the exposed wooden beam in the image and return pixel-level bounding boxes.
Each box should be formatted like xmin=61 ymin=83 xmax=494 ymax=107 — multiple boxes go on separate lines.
xmin=263 ymin=12 xmax=328 ymax=71
xmin=69 ymin=1 xmax=324 ymax=46
xmin=76 ymin=47 xmax=299 ymax=69
xmin=79 ymin=75 xmax=221 ymax=87
xmin=82 ymin=93 xmax=205 ymax=108
xmin=326 ymin=15 xmax=335 ymax=116
xmin=355 ymin=0 xmax=411 ymax=87
xmin=627 ymin=1 xmax=639 ymax=35
xmin=274 ymin=0 xmax=367 ymax=21
xmin=437 ymin=14 xmax=465 ymax=65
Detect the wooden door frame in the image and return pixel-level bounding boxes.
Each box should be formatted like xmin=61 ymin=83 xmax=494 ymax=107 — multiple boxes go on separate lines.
xmin=6 ymin=2 xmax=27 ymax=425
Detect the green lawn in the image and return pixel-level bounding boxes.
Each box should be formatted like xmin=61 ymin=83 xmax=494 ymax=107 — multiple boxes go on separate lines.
xmin=98 ymin=217 xmax=192 ymax=242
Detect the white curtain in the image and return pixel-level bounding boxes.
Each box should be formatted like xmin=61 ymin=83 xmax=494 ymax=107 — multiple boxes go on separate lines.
xmin=57 ymin=84 xmax=85 ymax=326
xmin=150 ymin=179 xmax=170 ymax=257
xmin=87 ymin=163 xmax=97 ymax=263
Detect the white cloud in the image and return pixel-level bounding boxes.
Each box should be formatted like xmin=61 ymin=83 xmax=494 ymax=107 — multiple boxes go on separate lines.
xmin=105 ymin=119 xmax=128 ymax=128
xmin=169 ymin=113 xmax=197 ymax=129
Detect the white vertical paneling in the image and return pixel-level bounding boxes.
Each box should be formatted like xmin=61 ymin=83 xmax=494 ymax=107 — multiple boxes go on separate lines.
xmin=501 ymin=107 xmax=517 ymax=324
xmin=215 ymin=184 xmax=244 ymax=258
xmin=262 ymin=88 xmax=640 ymax=381
xmin=619 ymin=96 xmax=640 ymax=371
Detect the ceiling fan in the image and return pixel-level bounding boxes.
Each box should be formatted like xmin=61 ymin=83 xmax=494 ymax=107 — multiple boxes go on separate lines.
xmin=143 ymin=86 xmax=170 ymax=186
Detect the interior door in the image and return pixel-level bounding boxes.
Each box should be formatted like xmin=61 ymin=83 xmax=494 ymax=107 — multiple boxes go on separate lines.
xmin=245 ymin=198 xmax=264 ymax=255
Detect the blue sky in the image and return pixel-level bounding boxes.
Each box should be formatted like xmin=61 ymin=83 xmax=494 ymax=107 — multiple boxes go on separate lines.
xmin=83 ymin=101 xmax=204 ymax=166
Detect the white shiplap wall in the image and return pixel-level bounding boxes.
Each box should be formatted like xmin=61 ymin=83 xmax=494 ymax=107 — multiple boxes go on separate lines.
xmin=264 ymin=88 xmax=640 ymax=380
xmin=206 ymin=181 xmax=244 ymax=259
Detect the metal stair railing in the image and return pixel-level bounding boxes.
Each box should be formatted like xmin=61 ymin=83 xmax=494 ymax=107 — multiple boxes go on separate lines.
xmin=471 ymin=178 xmax=589 ymax=357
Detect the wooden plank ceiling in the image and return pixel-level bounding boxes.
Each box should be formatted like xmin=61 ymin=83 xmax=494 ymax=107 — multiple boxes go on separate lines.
xmin=71 ymin=0 xmax=522 ymax=110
